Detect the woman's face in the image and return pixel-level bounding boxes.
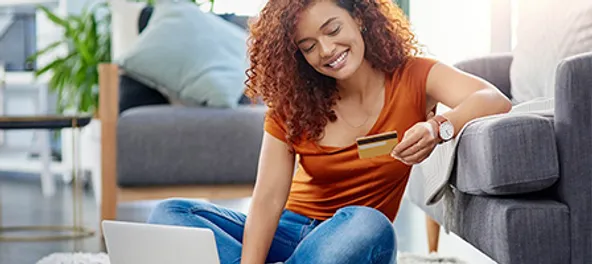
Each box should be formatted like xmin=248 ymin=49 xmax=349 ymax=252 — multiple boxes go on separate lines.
xmin=295 ymin=1 xmax=365 ymax=81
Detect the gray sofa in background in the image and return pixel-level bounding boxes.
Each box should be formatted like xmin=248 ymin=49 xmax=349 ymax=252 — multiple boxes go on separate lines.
xmin=407 ymin=52 xmax=592 ymax=264
xmin=113 ymin=10 xmax=265 ymax=190
xmin=116 ymin=104 xmax=265 ymax=188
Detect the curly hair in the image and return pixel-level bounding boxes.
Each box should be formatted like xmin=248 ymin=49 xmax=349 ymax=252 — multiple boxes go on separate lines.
xmin=245 ymin=0 xmax=420 ymax=146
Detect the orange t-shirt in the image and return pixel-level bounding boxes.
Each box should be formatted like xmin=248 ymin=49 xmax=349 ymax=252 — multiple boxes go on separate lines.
xmin=264 ymin=57 xmax=438 ymax=222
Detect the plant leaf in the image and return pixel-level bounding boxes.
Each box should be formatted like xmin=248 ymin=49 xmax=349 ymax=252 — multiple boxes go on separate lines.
xmin=38 ymin=5 xmax=69 ymax=29
xmin=73 ymin=35 xmax=94 ymax=65
xmin=35 ymin=51 xmax=77 ymax=77
xmin=74 ymin=61 xmax=87 ymax=88
xmin=34 ymin=57 xmax=65 ymax=77
xmin=86 ymin=12 xmax=98 ymax=59
xmin=27 ymin=40 xmax=64 ymax=63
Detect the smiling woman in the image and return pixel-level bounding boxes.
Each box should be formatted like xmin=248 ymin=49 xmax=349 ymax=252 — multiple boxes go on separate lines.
xmin=245 ymin=0 xmax=418 ymax=147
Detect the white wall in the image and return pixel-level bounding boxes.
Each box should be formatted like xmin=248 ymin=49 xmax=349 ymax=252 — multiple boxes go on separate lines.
xmin=490 ymin=0 xmax=512 ymax=53
xmin=212 ymin=0 xmax=514 ymax=64
xmin=409 ymin=0 xmax=492 ymax=65
xmin=212 ymin=0 xmax=267 ymax=16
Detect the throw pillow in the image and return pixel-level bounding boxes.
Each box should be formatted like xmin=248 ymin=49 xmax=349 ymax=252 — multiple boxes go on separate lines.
xmin=510 ymin=0 xmax=592 ymax=103
xmin=118 ymin=0 xmax=249 ymax=108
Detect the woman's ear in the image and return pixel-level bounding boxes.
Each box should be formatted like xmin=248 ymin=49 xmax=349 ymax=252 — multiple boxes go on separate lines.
xmin=355 ymin=17 xmax=363 ymax=28
xmin=355 ymin=18 xmax=365 ymax=33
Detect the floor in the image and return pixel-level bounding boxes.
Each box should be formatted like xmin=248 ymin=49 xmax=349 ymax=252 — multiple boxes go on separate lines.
xmin=0 ymin=172 xmax=497 ymax=264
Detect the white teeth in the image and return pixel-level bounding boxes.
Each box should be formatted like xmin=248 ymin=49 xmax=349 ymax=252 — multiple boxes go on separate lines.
xmin=329 ymin=51 xmax=347 ymax=68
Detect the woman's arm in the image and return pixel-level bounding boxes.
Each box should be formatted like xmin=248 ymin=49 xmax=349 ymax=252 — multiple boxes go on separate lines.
xmin=424 ymin=62 xmax=512 ymax=137
xmin=392 ymin=62 xmax=512 ymax=165
xmin=241 ymin=132 xmax=295 ymax=264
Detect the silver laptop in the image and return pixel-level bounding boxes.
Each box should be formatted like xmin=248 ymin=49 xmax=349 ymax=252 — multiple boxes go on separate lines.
xmin=102 ymin=220 xmax=220 ymax=264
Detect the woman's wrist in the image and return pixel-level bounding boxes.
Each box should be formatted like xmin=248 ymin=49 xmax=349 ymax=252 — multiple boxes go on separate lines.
xmin=426 ymin=118 xmax=442 ymax=143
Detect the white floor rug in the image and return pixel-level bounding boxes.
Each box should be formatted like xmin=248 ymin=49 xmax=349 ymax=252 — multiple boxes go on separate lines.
xmin=37 ymin=252 xmax=110 ymax=264
xmin=37 ymin=252 xmax=468 ymax=264
xmin=398 ymin=252 xmax=468 ymax=264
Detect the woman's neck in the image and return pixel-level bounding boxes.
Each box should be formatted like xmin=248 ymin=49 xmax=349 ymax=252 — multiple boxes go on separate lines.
xmin=336 ymin=60 xmax=385 ymax=103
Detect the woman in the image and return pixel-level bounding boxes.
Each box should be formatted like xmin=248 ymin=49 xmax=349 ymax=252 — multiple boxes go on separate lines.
xmin=147 ymin=0 xmax=511 ymax=263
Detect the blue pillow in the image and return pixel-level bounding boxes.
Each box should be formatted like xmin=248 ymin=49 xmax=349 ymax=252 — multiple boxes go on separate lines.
xmin=118 ymin=0 xmax=249 ymax=108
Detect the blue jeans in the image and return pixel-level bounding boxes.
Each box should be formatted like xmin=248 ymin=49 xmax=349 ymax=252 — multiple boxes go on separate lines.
xmin=147 ymin=199 xmax=397 ymax=264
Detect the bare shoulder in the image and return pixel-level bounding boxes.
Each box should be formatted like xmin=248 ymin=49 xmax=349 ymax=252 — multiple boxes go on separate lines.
xmin=262 ymin=131 xmax=294 ymax=156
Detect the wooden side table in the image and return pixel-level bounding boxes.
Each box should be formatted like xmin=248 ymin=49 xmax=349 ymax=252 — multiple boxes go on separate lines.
xmin=0 ymin=115 xmax=95 ymax=241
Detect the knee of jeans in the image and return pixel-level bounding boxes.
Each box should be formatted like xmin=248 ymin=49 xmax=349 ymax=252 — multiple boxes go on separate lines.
xmin=337 ymin=206 xmax=390 ymax=226
xmin=336 ymin=206 xmax=397 ymax=250
xmin=147 ymin=198 xmax=207 ymax=223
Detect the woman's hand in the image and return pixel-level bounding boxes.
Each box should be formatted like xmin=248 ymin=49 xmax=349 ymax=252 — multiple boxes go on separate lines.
xmin=391 ymin=121 xmax=439 ymax=165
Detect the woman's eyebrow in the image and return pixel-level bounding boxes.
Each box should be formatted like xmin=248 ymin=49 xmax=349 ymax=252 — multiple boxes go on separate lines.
xmin=297 ymin=17 xmax=338 ymax=45
xmin=319 ymin=17 xmax=338 ymax=30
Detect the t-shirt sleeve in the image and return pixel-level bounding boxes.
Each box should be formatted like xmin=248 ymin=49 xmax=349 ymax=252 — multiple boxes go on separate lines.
xmin=264 ymin=111 xmax=288 ymax=143
xmin=405 ymin=56 xmax=439 ymax=119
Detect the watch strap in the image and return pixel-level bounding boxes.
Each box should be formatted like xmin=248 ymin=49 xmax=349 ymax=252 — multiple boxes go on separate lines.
xmin=432 ymin=115 xmax=449 ymax=126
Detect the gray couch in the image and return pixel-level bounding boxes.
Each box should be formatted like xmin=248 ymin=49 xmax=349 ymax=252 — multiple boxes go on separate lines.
xmin=113 ymin=8 xmax=266 ymax=189
xmin=117 ymin=104 xmax=266 ymax=188
xmin=407 ymin=52 xmax=592 ymax=264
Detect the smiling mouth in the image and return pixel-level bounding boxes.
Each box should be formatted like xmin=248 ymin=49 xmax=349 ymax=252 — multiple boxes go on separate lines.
xmin=325 ymin=50 xmax=348 ymax=69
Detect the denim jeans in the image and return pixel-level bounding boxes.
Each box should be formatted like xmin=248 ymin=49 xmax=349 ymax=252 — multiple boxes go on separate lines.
xmin=147 ymin=199 xmax=397 ymax=264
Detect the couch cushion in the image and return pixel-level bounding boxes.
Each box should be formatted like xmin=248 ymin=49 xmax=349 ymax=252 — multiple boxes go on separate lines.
xmin=428 ymin=191 xmax=569 ymax=264
xmin=451 ymin=113 xmax=559 ymax=195
xmin=118 ymin=0 xmax=249 ymax=108
xmin=117 ymin=105 xmax=266 ymax=187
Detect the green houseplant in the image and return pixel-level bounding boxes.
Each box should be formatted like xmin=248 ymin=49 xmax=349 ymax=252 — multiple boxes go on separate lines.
xmin=29 ymin=2 xmax=111 ymax=116
xmin=30 ymin=0 xmax=216 ymax=116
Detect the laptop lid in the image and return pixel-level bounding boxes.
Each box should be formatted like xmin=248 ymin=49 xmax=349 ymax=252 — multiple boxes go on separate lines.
xmin=102 ymin=220 xmax=220 ymax=264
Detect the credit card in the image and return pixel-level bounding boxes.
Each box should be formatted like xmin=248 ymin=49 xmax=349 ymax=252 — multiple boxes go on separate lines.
xmin=356 ymin=131 xmax=398 ymax=159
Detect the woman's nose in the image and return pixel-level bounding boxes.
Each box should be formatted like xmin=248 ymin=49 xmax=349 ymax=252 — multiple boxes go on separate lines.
xmin=318 ymin=39 xmax=335 ymax=58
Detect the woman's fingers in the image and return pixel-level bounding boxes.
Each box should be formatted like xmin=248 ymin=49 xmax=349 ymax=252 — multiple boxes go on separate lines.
xmin=397 ymin=136 xmax=431 ymax=158
xmin=392 ymin=121 xmax=439 ymax=164
xmin=399 ymin=144 xmax=434 ymax=165
xmin=391 ymin=129 xmax=422 ymax=157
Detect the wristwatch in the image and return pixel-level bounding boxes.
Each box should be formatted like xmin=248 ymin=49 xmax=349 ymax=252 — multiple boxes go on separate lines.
xmin=432 ymin=115 xmax=454 ymax=143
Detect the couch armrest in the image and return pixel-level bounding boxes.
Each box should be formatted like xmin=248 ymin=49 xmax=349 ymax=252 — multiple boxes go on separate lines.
xmin=453 ymin=113 xmax=559 ymax=195
xmin=454 ymin=53 xmax=513 ymax=99
xmin=116 ymin=105 xmax=266 ymax=187
xmin=554 ymin=51 xmax=592 ymax=263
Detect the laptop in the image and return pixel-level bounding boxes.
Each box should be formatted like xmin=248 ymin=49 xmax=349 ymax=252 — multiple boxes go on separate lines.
xmin=102 ymin=220 xmax=220 ymax=264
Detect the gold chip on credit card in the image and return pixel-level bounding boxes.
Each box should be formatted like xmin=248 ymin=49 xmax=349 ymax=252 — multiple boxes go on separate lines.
xmin=356 ymin=131 xmax=398 ymax=159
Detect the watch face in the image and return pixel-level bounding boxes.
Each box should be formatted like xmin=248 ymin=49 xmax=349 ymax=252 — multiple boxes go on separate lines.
xmin=440 ymin=122 xmax=454 ymax=140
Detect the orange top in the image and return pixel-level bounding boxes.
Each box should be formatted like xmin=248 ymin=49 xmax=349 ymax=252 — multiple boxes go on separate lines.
xmin=264 ymin=57 xmax=438 ymax=222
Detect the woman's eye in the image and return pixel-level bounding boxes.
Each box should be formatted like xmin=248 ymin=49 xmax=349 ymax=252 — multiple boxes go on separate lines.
xmin=328 ymin=26 xmax=341 ymax=36
xmin=303 ymin=44 xmax=315 ymax=53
